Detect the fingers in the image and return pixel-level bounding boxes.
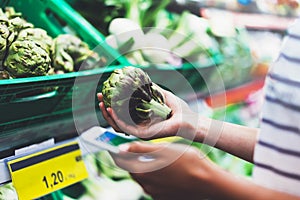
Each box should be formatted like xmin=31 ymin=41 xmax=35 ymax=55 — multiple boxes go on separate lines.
xmin=108 ymin=108 xmax=140 ymax=135
xmin=97 ymin=92 xmax=173 ymax=139
xmin=97 ymin=93 xmax=123 ymax=132
xmin=96 ymin=92 xmax=103 ymax=102
xmin=111 ymin=147 xmax=165 ymax=173
xmin=97 ymin=92 xmax=139 ymax=135
xmin=111 ymin=142 xmax=187 ymax=173
xmin=110 ymin=108 xmax=173 ymax=139
xmin=119 ymin=142 xmax=165 ymax=154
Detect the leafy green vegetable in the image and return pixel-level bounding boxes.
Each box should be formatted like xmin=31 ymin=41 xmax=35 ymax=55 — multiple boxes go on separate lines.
xmin=94 ymin=151 xmax=131 ymax=180
xmin=0 ymin=183 xmax=18 ymax=200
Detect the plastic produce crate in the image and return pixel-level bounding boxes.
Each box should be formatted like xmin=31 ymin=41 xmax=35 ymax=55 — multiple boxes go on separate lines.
xmin=0 ymin=0 xmax=129 ymax=153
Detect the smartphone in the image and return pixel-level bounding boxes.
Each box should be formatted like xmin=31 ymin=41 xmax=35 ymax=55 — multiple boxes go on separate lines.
xmin=80 ymin=126 xmax=139 ymax=154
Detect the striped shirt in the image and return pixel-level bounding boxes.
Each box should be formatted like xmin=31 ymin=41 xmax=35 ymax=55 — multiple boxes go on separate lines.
xmin=252 ymin=18 xmax=300 ymax=196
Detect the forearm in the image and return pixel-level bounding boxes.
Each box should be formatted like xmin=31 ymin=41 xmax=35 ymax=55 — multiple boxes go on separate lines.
xmin=211 ymin=168 xmax=300 ymax=200
xmin=185 ymin=115 xmax=259 ymax=163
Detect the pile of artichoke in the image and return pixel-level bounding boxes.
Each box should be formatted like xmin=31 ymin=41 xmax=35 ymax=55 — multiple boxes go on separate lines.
xmin=0 ymin=7 xmax=105 ymax=79
xmin=102 ymin=66 xmax=172 ymax=125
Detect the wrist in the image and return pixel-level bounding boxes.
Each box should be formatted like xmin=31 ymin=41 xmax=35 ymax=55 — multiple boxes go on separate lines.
xmin=183 ymin=114 xmax=212 ymax=142
xmin=177 ymin=112 xmax=204 ymax=140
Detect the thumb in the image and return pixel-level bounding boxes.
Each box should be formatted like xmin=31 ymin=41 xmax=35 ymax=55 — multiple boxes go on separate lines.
xmin=119 ymin=142 xmax=164 ymax=154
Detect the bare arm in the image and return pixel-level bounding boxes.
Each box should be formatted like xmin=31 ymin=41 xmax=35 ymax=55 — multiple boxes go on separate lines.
xmin=98 ymin=90 xmax=259 ymax=163
xmin=214 ymin=165 xmax=300 ymax=200
xmin=112 ymin=142 xmax=300 ymax=200
xmin=190 ymin=116 xmax=259 ymax=163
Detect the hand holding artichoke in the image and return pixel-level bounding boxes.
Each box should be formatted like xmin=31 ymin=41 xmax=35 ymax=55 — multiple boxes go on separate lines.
xmin=102 ymin=66 xmax=172 ymax=125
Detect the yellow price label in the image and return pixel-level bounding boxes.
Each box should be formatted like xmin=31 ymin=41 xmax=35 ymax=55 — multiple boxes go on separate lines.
xmin=7 ymin=141 xmax=88 ymax=200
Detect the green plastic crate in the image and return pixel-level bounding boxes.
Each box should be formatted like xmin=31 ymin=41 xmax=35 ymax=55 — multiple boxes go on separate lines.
xmin=0 ymin=67 xmax=128 ymax=154
xmin=0 ymin=0 xmax=130 ymax=152
xmin=1 ymin=0 xmax=130 ymax=65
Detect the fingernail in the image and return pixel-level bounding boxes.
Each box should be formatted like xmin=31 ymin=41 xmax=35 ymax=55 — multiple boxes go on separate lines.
xmin=119 ymin=143 xmax=130 ymax=152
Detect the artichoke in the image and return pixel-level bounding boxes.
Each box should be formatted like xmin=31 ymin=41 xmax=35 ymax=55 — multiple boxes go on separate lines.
xmin=0 ymin=7 xmax=34 ymax=70
xmin=0 ymin=9 xmax=15 ymax=67
xmin=4 ymin=6 xmax=22 ymax=19
xmin=102 ymin=66 xmax=172 ymax=125
xmin=4 ymin=7 xmax=33 ymax=33
xmin=51 ymin=34 xmax=100 ymax=72
xmin=17 ymin=28 xmax=53 ymax=54
xmin=4 ymin=40 xmax=51 ymax=78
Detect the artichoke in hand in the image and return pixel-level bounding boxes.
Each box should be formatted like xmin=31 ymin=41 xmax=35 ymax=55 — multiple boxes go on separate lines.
xmin=102 ymin=66 xmax=172 ymax=125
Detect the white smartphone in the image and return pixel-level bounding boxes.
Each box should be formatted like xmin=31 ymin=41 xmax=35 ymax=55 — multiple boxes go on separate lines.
xmin=80 ymin=126 xmax=139 ymax=154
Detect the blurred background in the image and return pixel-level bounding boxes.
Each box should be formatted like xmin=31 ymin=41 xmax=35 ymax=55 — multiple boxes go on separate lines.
xmin=0 ymin=0 xmax=298 ymax=199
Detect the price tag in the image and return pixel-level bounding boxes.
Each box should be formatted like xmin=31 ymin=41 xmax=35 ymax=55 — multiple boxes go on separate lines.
xmin=6 ymin=141 xmax=88 ymax=200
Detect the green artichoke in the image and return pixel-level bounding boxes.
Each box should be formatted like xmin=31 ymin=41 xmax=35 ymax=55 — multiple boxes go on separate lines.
xmin=17 ymin=28 xmax=53 ymax=54
xmin=102 ymin=66 xmax=172 ymax=125
xmin=51 ymin=34 xmax=100 ymax=72
xmin=0 ymin=7 xmax=34 ymax=70
xmin=4 ymin=40 xmax=51 ymax=78
xmin=4 ymin=7 xmax=22 ymax=19
xmin=4 ymin=7 xmax=33 ymax=33
xmin=0 ymin=9 xmax=15 ymax=68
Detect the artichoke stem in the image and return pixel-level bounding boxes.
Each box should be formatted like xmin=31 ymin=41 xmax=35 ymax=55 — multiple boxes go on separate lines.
xmin=143 ymin=99 xmax=172 ymax=119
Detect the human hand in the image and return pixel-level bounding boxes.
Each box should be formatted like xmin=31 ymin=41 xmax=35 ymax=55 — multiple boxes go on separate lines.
xmin=112 ymin=142 xmax=300 ymax=200
xmin=111 ymin=142 xmax=223 ymax=200
xmin=97 ymin=86 xmax=200 ymax=140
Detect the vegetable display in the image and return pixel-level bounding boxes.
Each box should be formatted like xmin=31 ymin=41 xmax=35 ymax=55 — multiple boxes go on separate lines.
xmin=5 ymin=39 xmax=51 ymax=78
xmin=102 ymin=66 xmax=172 ymax=125
xmin=70 ymin=0 xmax=222 ymax=67
xmin=70 ymin=0 xmax=256 ymax=95
xmin=17 ymin=28 xmax=53 ymax=54
xmin=105 ymin=14 xmax=220 ymax=67
xmin=51 ymin=34 xmax=103 ymax=73
xmin=0 ymin=7 xmax=105 ymax=79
